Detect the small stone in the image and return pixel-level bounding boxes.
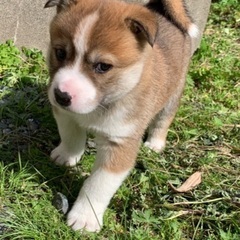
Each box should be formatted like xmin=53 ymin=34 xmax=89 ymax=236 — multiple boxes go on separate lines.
xmin=52 ymin=192 xmax=69 ymax=214
xmin=0 ymin=206 xmax=11 ymax=235
xmin=27 ymin=118 xmax=39 ymax=131
xmin=2 ymin=129 xmax=11 ymax=134
xmin=87 ymin=140 xmax=96 ymax=148
xmin=0 ymin=223 xmax=8 ymax=235
xmin=0 ymin=122 xmax=7 ymax=129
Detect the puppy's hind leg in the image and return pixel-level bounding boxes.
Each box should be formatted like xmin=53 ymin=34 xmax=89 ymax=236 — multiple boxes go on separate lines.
xmin=145 ymin=93 xmax=182 ymax=152
xmin=50 ymin=108 xmax=86 ymax=167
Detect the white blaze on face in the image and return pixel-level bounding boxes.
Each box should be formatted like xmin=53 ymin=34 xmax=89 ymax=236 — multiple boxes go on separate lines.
xmin=73 ymin=11 xmax=99 ymax=57
xmin=49 ymin=12 xmax=99 ymax=114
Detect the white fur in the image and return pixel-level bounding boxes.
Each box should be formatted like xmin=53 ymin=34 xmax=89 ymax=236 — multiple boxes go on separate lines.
xmin=144 ymin=138 xmax=166 ymax=152
xmin=102 ymin=61 xmax=144 ymax=104
xmin=51 ymin=143 xmax=83 ymax=166
xmin=74 ymin=11 xmax=99 ymax=56
xmin=67 ymin=168 xmax=129 ymax=232
xmin=49 ymin=67 xmax=98 ymax=114
xmin=90 ymin=108 xmax=135 ymax=139
xmin=77 ymin=104 xmax=136 ymax=141
xmin=188 ymin=23 xmax=199 ymax=38
xmin=50 ymin=102 xmax=136 ymax=167
xmin=50 ymin=111 xmax=87 ymax=166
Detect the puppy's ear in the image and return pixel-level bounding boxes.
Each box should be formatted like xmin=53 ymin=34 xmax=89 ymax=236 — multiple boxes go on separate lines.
xmin=44 ymin=0 xmax=77 ymax=13
xmin=125 ymin=10 xmax=157 ymax=47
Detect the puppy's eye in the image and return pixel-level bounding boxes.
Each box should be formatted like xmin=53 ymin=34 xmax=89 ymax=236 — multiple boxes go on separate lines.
xmin=55 ymin=48 xmax=66 ymax=62
xmin=94 ymin=62 xmax=112 ymax=74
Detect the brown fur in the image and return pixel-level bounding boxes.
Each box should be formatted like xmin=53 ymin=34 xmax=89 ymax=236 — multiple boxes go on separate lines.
xmin=44 ymin=0 xmax=194 ymax=232
xmin=47 ymin=0 xmax=191 ymax=174
xmin=147 ymin=0 xmax=193 ymax=33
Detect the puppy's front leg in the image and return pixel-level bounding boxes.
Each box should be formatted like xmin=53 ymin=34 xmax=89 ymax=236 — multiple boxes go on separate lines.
xmin=67 ymin=136 xmax=139 ymax=232
xmin=51 ymin=107 xmax=86 ymax=166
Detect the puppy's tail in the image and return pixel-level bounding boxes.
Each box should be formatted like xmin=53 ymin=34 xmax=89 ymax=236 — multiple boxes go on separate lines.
xmin=146 ymin=0 xmax=199 ymax=38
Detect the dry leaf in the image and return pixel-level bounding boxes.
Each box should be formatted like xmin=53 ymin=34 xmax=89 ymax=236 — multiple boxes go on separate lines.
xmin=169 ymin=171 xmax=202 ymax=193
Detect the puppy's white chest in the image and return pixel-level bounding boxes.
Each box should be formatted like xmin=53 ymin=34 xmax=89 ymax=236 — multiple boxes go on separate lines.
xmin=77 ymin=107 xmax=136 ymax=140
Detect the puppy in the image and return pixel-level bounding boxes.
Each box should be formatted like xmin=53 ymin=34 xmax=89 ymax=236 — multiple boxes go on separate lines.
xmin=45 ymin=0 xmax=197 ymax=232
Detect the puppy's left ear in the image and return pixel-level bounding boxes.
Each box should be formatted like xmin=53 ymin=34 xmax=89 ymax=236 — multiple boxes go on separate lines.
xmin=44 ymin=0 xmax=76 ymax=13
xmin=125 ymin=9 xmax=158 ymax=47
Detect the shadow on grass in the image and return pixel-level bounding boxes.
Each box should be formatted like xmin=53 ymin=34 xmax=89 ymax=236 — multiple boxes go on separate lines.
xmin=0 ymin=43 xmax=83 ymax=203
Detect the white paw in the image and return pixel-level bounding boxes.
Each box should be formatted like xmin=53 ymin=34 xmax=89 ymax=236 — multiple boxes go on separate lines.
xmin=50 ymin=144 xmax=83 ymax=167
xmin=67 ymin=200 xmax=103 ymax=232
xmin=144 ymin=138 xmax=166 ymax=152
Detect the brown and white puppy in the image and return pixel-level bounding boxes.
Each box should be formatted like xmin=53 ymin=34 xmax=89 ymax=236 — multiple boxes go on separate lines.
xmin=45 ymin=0 xmax=197 ymax=232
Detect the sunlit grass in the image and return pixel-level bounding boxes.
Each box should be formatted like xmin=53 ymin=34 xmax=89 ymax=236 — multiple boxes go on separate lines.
xmin=0 ymin=1 xmax=239 ymax=239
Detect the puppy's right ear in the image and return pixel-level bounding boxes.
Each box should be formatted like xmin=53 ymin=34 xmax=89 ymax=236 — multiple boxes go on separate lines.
xmin=44 ymin=0 xmax=77 ymax=13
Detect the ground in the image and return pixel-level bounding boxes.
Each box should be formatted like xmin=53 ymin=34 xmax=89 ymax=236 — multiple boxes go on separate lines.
xmin=0 ymin=0 xmax=239 ymax=239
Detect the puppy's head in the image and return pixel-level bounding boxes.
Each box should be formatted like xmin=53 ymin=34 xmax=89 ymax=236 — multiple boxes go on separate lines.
xmin=45 ymin=0 xmax=157 ymax=114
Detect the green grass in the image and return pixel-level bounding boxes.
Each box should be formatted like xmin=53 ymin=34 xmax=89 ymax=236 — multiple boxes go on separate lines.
xmin=0 ymin=1 xmax=239 ymax=239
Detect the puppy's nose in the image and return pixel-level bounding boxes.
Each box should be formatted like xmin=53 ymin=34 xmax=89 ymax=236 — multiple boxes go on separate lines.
xmin=54 ymin=88 xmax=72 ymax=107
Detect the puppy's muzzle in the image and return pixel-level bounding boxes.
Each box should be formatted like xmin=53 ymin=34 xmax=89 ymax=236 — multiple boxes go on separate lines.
xmin=54 ymin=88 xmax=72 ymax=107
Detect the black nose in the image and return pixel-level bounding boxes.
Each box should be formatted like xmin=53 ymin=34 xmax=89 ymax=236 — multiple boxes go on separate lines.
xmin=54 ymin=88 xmax=72 ymax=107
